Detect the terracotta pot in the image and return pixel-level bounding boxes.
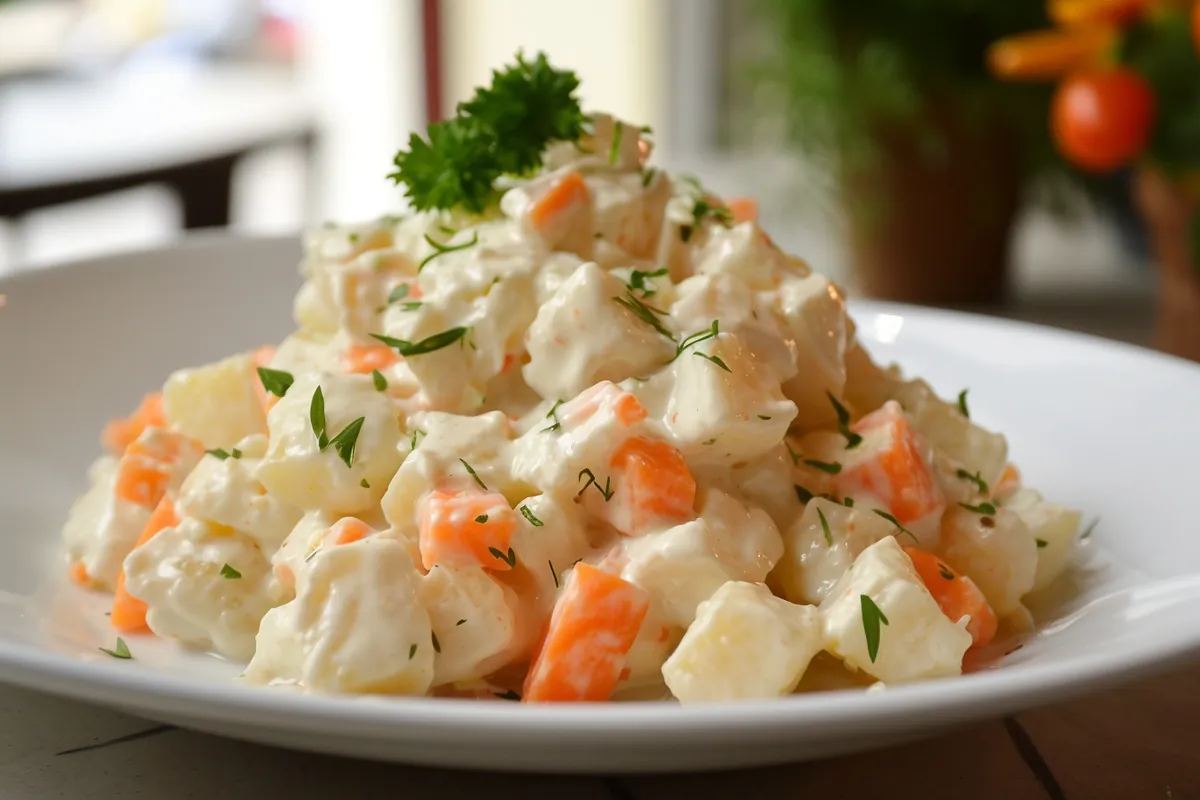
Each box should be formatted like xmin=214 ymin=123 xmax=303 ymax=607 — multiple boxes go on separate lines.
xmin=842 ymin=109 xmax=1022 ymax=305
xmin=1132 ymin=167 xmax=1200 ymax=363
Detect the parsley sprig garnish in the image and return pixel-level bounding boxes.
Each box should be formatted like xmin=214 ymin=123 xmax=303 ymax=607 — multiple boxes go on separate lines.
xmin=627 ymin=267 xmax=667 ymax=297
xmin=308 ymin=386 xmax=365 ymax=467
xmin=388 ymin=51 xmax=584 ymax=213
xmin=612 ymin=290 xmax=674 ymax=340
xmin=680 ymin=197 xmax=733 ymax=243
xmin=675 ymin=320 xmax=719 ymax=359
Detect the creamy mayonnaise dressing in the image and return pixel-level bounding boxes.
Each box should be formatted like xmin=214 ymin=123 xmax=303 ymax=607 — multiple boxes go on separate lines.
xmin=60 ymin=111 xmax=1080 ymax=703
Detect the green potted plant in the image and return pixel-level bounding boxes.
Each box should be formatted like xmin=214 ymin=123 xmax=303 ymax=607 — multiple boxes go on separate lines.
xmin=989 ymin=0 xmax=1200 ymax=361
xmin=749 ymin=0 xmax=1061 ymax=304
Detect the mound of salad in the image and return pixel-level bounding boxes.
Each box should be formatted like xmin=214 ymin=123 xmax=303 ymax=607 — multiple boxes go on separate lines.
xmin=61 ymin=52 xmax=1083 ymax=703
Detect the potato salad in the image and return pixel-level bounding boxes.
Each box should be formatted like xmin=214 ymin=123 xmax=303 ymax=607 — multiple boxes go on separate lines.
xmin=60 ymin=53 xmax=1082 ymax=703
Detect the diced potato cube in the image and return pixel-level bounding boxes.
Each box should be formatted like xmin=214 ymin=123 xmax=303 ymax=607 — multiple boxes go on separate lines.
xmin=421 ymin=565 xmax=521 ymax=686
xmin=257 ymin=372 xmax=402 ymax=515
xmin=663 ymin=331 xmax=797 ymax=465
xmin=777 ymin=273 xmax=849 ymax=430
xmin=820 ymin=537 xmax=971 ymax=683
xmin=621 ymin=488 xmax=783 ymax=627
xmin=693 ymin=221 xmax=793 ymax=291
xmin=663 ymin=581 xmax=822 ymax=703
xmin=938 ymin=505 xmax=1037 ymax=616
xmin=123 ymin=517 xmax=281 ymax=660
xmin=773 ymin=497 xmax=895 ymax=606
xmin=523 ymin=262 xmax=676 ymax=400
xmin=163 ymin=352 xmax=267 ymax=449
xmin=244 ymin=538 xmax=433 ymax=695
xmin=1000 ymin=488 xmax=1080 ymax=594
xmin=177 ymin=434 xmax=302 ymax=554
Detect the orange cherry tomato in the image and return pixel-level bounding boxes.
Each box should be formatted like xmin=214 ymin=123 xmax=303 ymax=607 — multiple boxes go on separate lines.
xmin=1051 ymin=69 xmax=1156 ymax=172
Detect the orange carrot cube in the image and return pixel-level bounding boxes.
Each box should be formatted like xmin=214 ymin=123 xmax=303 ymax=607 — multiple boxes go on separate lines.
xmin=599 ymin=437 xmax=696 ymax=536
xmin=341 ymin=345 xmax=400 ymax=375
xmin=836 ymin=401 xmax=944 ymax=526
xmin=523 ymin=563 xmax=649 ymax=702
xmin=903 ymin=545 xmax=998 ymax=648
xmin=101 ymin=393 xmax=166 ymax=455
xmin=418 ymin=489 xmax=519 ymax=572
xmin=111 ymin=496 xmax=180 ymax=633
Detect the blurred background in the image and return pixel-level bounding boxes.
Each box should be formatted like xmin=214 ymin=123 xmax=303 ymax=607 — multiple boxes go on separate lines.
xmin=1 ymin=0 xmax=1194 ymax=354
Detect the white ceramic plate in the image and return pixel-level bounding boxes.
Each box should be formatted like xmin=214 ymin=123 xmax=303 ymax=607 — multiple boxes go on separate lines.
xmin=2 ymin=235 xmax=1199 ymax=774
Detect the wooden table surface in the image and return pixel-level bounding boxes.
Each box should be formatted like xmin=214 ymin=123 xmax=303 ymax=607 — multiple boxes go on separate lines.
xmin=2 ymin=665 xmax=1194 ymax=799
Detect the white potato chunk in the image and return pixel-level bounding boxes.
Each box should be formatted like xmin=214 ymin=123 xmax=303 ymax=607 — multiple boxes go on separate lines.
xmin=123 ymin=517 xmax=281 ymax=660
xmin=1004 ymin=489 xmax=1080 ymax=593
xmin=663 ymin=581 xmax=822 ymax=703
xmin=620 ymin=488 xmax=783 ymax=627
xmin=776 ymin=273 xmax=849 ymax=430
xmin=177 ymin=435 xmax=302 ymax=555
xmin=163 ymin=351 xmax=268 ymax=449
xmin=244 ymin=538 xmax=433 ymax=695
xmin=821 ymin=537 xmax=971 ymax=683
xmin=420 ymin=565 xmax=521 ymax=686
xmin=523 ymin=262 xmax=675 ymax=400
xmin=670 ymin=273 xmax=798 ymax=384
xmin=257 ymin=372 xmax=403 ymax=515
xmin=773 ymin=498 xmax=896 ymax=606
xmin=663 ymin=331 xmax=796 ymax=465
xmin=693 ymin=221 xmax=793 ymax=290
xmin=938 ymin=505 xmax=1037 ymax=616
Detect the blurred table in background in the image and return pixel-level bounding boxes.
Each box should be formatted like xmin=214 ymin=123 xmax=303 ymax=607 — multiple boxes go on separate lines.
xmin=0 ymin=62 xmax=316 ymax=265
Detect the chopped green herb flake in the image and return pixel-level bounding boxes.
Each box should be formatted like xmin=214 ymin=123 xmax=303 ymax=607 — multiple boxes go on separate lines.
xmin=206 ymin=448 xmax=232 ymax=460
xmin=817 ymin=507 xmax=833 ymax=546
xmin=627 ymin=267 xmax=668 ymax=298
xmin=360 ymin=478 xmax=370 ymax=488
xmin=520 ymin=505 xmax=544 ymax=526
xmin=329 ymin=416 xmax=365 ymax=468
xmin=456 ymin=619 xmax=467 ymax=626
xmin=409 ymin=643 xmax=417 ymax=660
xmin=577 ymin=468 xmax=614 ymax=501
xmin=549 ymin=560 xmax=559 ymax=588
xmin=475 ymin=514 xmax=489 ymax=524
xmin=675 ymin=319 xmax=719 ymax=359
xmin=387 ymin=284 xmax=410 ymax=304
xmin=488 ymin=546 xmax=517 ymax=568
xmin=956 ymin=469 xmax=989 ymax=494
xmin=758 ymin=415 xmax=772 ymax=420
xmin=795 ymin=484 xmax=814 ymax=503
xmin=612 ymin=291 xmax=674 ymax=340
xmin=827 ymin=392 xmax=863 ymax=449
xmin=257 ymin=367 xmax=294 ymax=398
xmin=937 ymin=563 xmax=955 ymax=581
xmin=310 ymin=387 xmax=328 ymax=450
xmin=371 ymin=369 xmax=388 ymax=391
xmin=785 ymin=442 xmax=801 ymax=466
xmin=861 ymin=594 xmax=889 ymax=663
xmin=431 ymin=632 xmax=441 ymax=653
xmin=641 ymin=168 xmax=656 ymax=187
xmin=410 ymin=428 xmax=426 ymax=450
xmin=957 ymin=389 xmax=970 ymax=418
xmin=220 ymin=563 xmax=242 ymax=580
xmin=99 ymin=637 xmax=132 ymax=660
xmin=460 ymin=459 xmax=487 ymax=490
xmin=418 ymin=231 xmax=480 ymax=272
xmin=804 ymin=459 xmax=842 ymax=475
xmin=1036 ymin=538 xmax=1048 ymax=549
xmin=693 ymin=351 xmax=732 ymax=373
xmin=873 ymin=509 xmax=918 ymax=543
xmin=371 ymin=326 xmax=469 ymax=357
xmin=959 ymin=501 xmax=998 ymax=516
xmin=494 ymin=689 xmax=521 ymax=701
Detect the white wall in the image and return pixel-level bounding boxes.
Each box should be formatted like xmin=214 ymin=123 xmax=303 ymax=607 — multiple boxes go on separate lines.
xmin=441 ymin=0 xmax=669 ymax=146
xmin=295 ymin=0 xmax=426 ymax=222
